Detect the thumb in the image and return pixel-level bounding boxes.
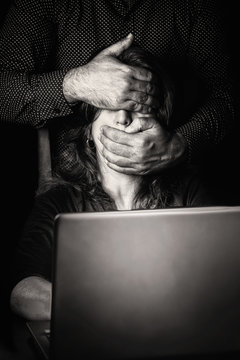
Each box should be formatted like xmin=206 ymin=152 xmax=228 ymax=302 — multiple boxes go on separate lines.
xmin=100 ymin=33 xmax=134 ymax=57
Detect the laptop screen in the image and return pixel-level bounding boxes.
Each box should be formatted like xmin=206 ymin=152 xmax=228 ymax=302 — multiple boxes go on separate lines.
xmin=49 ymin=207 xmax=240 ymax=360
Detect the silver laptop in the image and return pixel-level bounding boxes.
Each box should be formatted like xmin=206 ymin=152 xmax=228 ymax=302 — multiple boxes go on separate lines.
xmin=27 ymin=206 xmax=240 ymax=360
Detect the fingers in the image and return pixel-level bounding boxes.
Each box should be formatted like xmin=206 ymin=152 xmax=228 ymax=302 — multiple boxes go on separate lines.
xmin=100 ymin=126 xmax=135 ymax=146
xmin=99 ymin=125 xmax=163 ymax=175
xmin=100 ymin=145 xmax=147 ymax=175
xmin=100 ymin=33 xmax=134 ymax=57
xmin=127 ymin=91 xmax=159 ymax=108
xmin=124 ymin=118 xmax=153 ymax=133
xmin=131 ymin=79 xmax=157 ymax=96
xmin=126 ymin=77 xmax=159 ymax=111
xmin=93 ymin=37 xmax=160 ymax=112
xmin=121 ymin=101 xmax=152 ymax=113
xmin=105 ymin=162 xmax=137 ymax=175
xmin=101 ymin=148 xmax=153 ymax=176
xmin=99 ymin=127 xmax=134 ymax=155
xmin=99 ymin=124 xmax=153 ymax=155
xmin=101 ymin=147 xmax=133 ymax=166
xmin=130 ymin=65 xmax=153 ymax=82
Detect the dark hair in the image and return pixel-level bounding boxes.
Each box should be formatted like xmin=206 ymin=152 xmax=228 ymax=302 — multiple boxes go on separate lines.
xmin=41 ymin=46 xmax=180 ymax=208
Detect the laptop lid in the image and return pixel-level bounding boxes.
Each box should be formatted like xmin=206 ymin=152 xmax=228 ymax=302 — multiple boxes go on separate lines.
xmin=50 ymin=206 xmax=240 ymax=360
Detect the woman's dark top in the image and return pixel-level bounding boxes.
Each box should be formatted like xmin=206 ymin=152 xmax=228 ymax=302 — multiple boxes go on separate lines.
xmin=13 ymin=170 xmax=212 ymax=286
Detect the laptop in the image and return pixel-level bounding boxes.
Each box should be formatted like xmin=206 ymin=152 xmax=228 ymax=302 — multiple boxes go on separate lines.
xmin=26 ymin=206 xmax=240 ymax=360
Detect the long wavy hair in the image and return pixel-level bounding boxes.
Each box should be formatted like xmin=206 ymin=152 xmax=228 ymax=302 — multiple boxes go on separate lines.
xmin=41 ymin=46 xmax=181 ymax=209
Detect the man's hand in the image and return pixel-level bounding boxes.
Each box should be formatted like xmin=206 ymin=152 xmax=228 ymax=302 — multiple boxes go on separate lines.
xmin=98 ymin=116 xmax=187 ymax=175
xmin=63 ymin=34 xmax=158 ymax=113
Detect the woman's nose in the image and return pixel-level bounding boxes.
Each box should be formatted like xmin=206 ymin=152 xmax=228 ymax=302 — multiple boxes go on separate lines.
xmin=116 ymin=110 xmax=132 ymax=127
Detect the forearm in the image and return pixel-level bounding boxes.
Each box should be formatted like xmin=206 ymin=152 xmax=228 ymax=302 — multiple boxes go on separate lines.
xmin=0 ymin=0 xmax=73 ymax=128
xmin=164 ymin=131 xmax=188 ymax=167
xmin=10 ymin=276 xmax=52 ymax=320
xmin=183 ymin=1 xmax=235 ymax=162
xmin=177 ymin=94 xmax=234 ymax=163
xmin=0 ymin=70 xmax=73 ymax=128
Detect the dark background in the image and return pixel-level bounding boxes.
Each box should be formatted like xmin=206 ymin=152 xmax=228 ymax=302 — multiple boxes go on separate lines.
xmin=0 ymin=0 xmax=240 ymax=351
xmin=0 ymin=0 xmax=38 ymax=348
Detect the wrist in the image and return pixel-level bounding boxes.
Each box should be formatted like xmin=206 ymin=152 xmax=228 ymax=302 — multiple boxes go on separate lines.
xmin=63 ymin=66 xmax=85 ymax=104
xmin=168 ymin=132 xmax=188 ymax=164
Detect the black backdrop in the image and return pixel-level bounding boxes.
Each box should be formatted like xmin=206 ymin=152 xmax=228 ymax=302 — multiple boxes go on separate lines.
xmin=0 ymin=0 xmax=38 ymax=347
xmin=0 ymin=0 xmax=240 ymax=349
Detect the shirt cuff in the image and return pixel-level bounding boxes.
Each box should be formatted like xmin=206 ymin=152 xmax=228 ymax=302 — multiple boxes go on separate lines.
xmin=33 ymin=69 xmax=74 ymax=128
xmin=176 ymin=120 xmax=209 ymax=164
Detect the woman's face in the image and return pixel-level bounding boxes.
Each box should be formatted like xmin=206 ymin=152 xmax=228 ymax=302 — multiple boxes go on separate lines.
xmin=91 ymin=109 xmax=156 ymax=151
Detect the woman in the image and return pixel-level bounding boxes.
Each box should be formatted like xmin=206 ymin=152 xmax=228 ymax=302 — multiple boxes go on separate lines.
xmin=10 ymin=47 xmax=212 ymax=320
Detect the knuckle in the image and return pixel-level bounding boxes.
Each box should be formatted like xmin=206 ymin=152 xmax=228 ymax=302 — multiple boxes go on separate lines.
xmin=135 ymin=162 xmax=145 ymax=172
xmin=123 ymin=78 xmax=130 ymax=91
xmin=108 ymin=141 xmax=116 ymax=152
xmin=101 ymin=136 xmax=108 ymax=147
xmin=114 ymin=93 xmax=124 ymax=104
xmin=128 ymin=101 xmax=147 ymax=112
xmin=138 ymin=105 xmax=148 ymax=114
xmin=138 ymin=152 xmax=146 ymax=163
xmin=102 ymin=147 xmax=108 ymax=158
xmin=144 ymin=105 xmax=152 ymax=113
xmin=104 ymin=139 xmax=112 ymax=151
xmin=104 ymin=152 xmax=111 ymax=161
xmin=127 ymin=101 xmax=137 ymax=111
xmin=124 ymin=66 xmax=133 ymax=76
xmin=146 ymin=95 xmax=153 ymax=106
xmin=136 ymin=124 xmax=143 ymax=132
xmin=134 ymin=147 xmax=143 ymax=161
xmin=116 ymin=93 xmax=124 ymax=104
xmin=147 ymin=82 xmax=153 ymax=94
xmin=120 ymin=167 xmax=129 ymax=175
xmin=115 ymin=158 xmax=122 ymax=166
xmin=119 ymin=81 xmax=128 ymax=95
xmin=140 ymin=137 xmax=149 ymax=148
xmin=136 ymin=137 xmax=144 ymax=147
xmin=139 ymin=93 xmax=148 ymax=103
xmin=133 ymin=103 xmax=143 ymax=112
xmin=147 ymin=71 xmax=153 ymax=82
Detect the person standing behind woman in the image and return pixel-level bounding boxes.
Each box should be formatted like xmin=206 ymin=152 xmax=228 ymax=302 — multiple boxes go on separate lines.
xmin=10 ymin=46 xmax=212 ymax=321
xmin=0 ymin=0 xmax=236 ymax=176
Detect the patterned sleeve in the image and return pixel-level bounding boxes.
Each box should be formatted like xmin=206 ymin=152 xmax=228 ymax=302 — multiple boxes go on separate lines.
xmin=0 ymin=0 xmax=73 ymax=128
xmin=13 ymin=186 xmax=82 ymax=285
xmin=176 ymin=0 xmax=235 ymax=163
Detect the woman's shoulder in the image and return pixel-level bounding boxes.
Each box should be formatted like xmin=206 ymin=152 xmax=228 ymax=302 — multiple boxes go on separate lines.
xmin=172 ymin=165 xmax=214 ymax=207
xmin=35 ymin=183 xmax=84 ymax=212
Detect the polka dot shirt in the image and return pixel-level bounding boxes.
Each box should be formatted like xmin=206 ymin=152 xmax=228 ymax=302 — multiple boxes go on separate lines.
xmin=0 ymin=0 xmax=235 ymax=169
